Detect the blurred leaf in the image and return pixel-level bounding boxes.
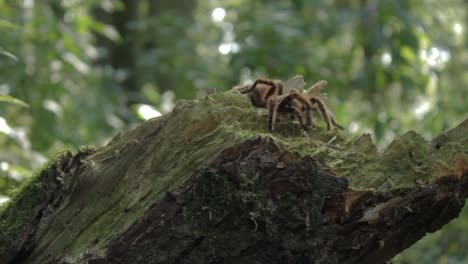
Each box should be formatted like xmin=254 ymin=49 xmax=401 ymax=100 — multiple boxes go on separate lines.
xmin=400 ymin=28 xmax=419 ymax=50
xmin=0 ymin=95 xmax=29 ymax=108
xmin=0 ymin=19 xmax=17 ymax=30
xmin=0 ymin=49 xmax=18 ymax=62
xmin=401 ymin=46 xmax=417 ymax=63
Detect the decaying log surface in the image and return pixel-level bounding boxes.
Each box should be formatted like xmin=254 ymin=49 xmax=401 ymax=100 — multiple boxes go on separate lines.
xmin=1 ymin=91 xmax=467 ymax=264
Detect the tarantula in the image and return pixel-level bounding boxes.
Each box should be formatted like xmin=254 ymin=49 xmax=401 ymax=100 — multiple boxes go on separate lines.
xmin=233 ymin=78 xmax=342 ymax=132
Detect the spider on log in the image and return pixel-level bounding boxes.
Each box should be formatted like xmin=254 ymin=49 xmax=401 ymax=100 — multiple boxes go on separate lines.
xmin=233 ymin=78 xmax=344 ymax=132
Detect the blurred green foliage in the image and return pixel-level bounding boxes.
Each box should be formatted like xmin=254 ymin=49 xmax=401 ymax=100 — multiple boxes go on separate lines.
xmin=0 ymin=0 xmax=466 ymax=262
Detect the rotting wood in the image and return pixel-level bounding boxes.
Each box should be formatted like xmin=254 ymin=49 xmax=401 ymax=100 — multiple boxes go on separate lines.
xmin=1 ymin=91 xmax=467 ymax=264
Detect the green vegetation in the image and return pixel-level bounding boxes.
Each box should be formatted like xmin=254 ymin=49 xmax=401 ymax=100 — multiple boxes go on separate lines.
xmin=0 ymin=159 xmax=52 ymax=256
xmin=0 ymin=0 xmax=466 ymax=262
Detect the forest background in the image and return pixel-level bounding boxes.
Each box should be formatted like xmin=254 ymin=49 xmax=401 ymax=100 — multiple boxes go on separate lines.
xmin=0 ymin=1 xmax=466 ymax=263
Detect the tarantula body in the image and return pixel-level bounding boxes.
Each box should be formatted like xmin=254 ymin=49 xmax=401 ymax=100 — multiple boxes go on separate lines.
xmin=268 ymin=89 xmax=314 ymax=132
xmin=234 ymin=78 xmax=341 ymax=132
xmin=267 ymin=90 xmax=338 ymax=132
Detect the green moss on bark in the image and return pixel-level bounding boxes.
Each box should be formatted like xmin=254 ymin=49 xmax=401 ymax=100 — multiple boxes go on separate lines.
xmin=0 ymin=153 xmax=62 ymax=258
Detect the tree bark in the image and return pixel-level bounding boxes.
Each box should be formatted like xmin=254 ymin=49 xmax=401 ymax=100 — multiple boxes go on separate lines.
xmin=1 ymin=91 xmax=467 ymax=264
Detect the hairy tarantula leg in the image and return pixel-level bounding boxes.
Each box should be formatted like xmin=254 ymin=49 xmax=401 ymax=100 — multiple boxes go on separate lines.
xmin=288 ymin=91 xmax=315 ymax=129
xmin=237 ymin=78 xmax=276 ymax=94
xmin=292 ymin=108 xmax=309 ymax=131
xmin=264 ymin=81 xmax=284 ymax=102
xmin=305 ymin=103 xmax=313 ymax=127
xmin=264 ymin=84 xmax=279 ymax=101
xmin=310 ymin=117 xmax=318 ymax=128
xmin=306 ymin=80 xmax=328 ymax=96
xmin=335 ymin=123 xmax=345 ymax=130
xmin=232 ymin=84 xmax=250 ymax=92
xmin=323 ymin=108 xmax=344 ymax=130
xmin=309 ymin=97 xmax=332 ymax=131
xmin=248 ymin=79 xmax=283 ymax=101
xmin=232 ymin=84 xmax=254 ymax=94
xmin=329 ymin=112 xmax=345 ymax=130
xmin=268 ymin=98 xmax=279 ymax=132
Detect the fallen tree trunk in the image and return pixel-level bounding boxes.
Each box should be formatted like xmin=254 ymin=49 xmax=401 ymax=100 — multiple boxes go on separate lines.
xmin=1 ymin=91 xmax=467 ymax=264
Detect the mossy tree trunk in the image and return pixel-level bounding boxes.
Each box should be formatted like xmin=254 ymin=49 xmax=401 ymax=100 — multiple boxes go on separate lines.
xmin=1 ymin=91 xmax=467 ymax=264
